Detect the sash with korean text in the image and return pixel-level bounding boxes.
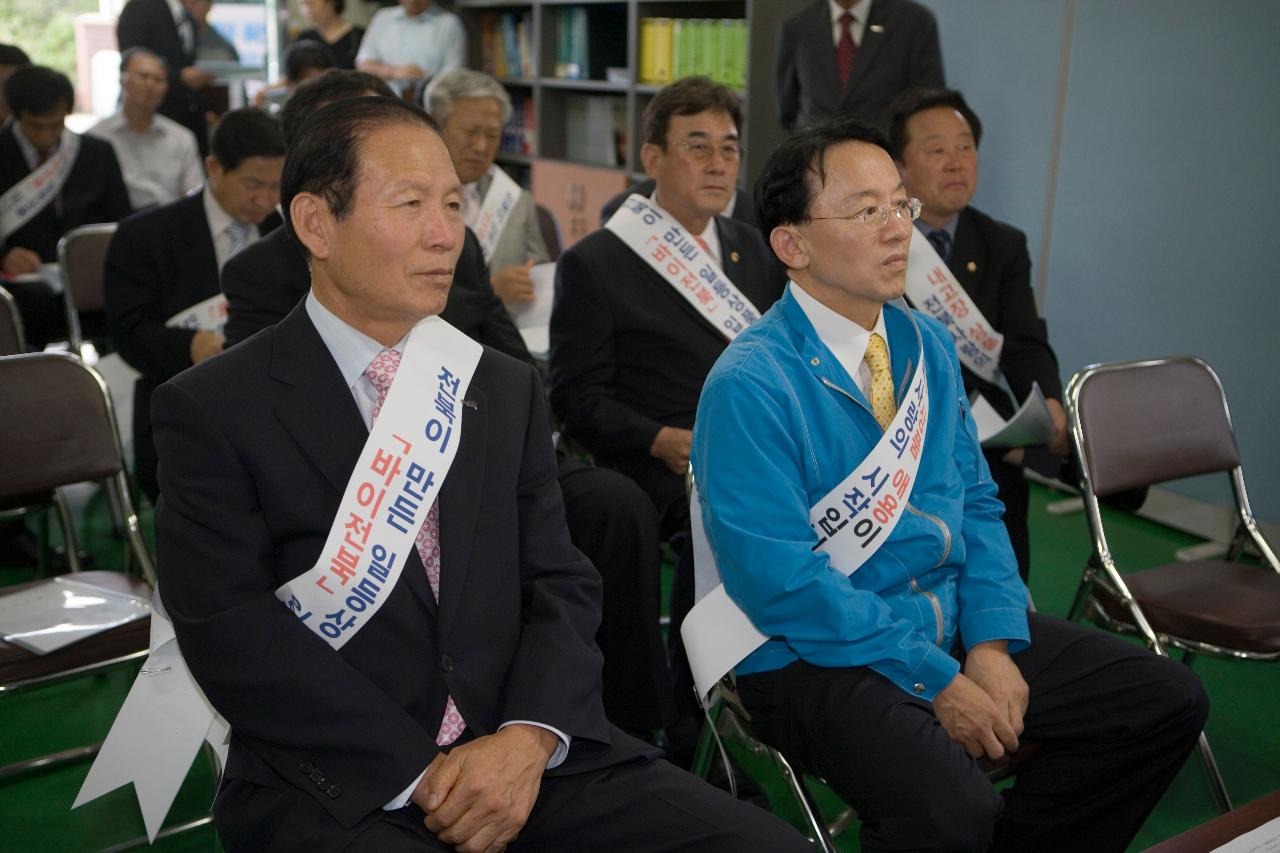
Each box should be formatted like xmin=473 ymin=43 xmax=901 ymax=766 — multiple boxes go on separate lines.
xmin=275 ymin=316 xmax=482 ymax=649
xmin=605 ymin=194 xmax=760 ymax=341
xmin=166 ymin=293 xmax=228 ymax=335
xmin=905 ymin=231 xmax=1002 ymax=383
xmin=682 ymin=300 xmax=931 ymax=700
xmin=0 ymin=130 xmax=79 ymax=240
xmin=468 ymin=165 xmax=522 ymax=266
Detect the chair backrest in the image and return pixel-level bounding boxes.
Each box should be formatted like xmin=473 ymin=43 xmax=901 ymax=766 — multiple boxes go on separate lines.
xmin=58 ymin=224 xmax=117 ymax=313
xmin=536 ymin=203 xmax=562 ymax=261
xmin=0 ymin=353 xmax=125 ymax=498
xmin=1068 ymin=356 xmax=1240 ymax=497
xmin=0 ymin=286 xmax=25 ymax=356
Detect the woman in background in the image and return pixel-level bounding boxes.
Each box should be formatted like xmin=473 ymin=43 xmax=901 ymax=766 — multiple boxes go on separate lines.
xmin=295 ymin=0 xmax=364 ymax=70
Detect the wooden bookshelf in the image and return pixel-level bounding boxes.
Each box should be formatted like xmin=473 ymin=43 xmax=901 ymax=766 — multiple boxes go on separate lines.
xmin=454 ymin=0 xmax=788 ymax=247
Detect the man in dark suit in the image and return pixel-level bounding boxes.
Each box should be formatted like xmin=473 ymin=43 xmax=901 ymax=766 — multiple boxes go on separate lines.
xmin=551 ymin=77 xmax=786 ymax=539
xmin=888 ymin=88 xmax=1069 ymax=580
xmin=224 ymin=69 xmax=679 ymax=741
xmin=152 ymin=94 xmax=809 ymax=852
xmin=599 ymin=177 xmax=758 ymax=230
xmin=117 ymin=0 xmax=216 ymax=153
xmin=775 ymin=0 xmax=944 ymax=132
xmin=0 ymin=66 xmax=132 ymax=349
xmin=106 ymin=108 xmax=284 ymax=503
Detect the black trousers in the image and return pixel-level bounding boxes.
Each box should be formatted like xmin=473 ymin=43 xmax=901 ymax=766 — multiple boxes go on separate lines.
xmin=4 ymin=277 xmax=63 ymax=352
xmin=738 ymin=613 xmax=1209 ymax=853
xmin=558 ymin=456 xmax=678 ymax=733
xmin=343 ymin=756 xmax=815 ymax=852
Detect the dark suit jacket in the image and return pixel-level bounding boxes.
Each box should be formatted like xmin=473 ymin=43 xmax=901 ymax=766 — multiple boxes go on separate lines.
xmin=945 ymin=205 xmax=1062 ymax=419
xmin=774 ymin=0 xmax=944 ymax=131
xmin=549 ymin=214 xmax=786 ymax=473
xmin=105 ymin=192 xmax=280 ymax=498
xmin=222 ymin=226 xmax=528 ymax=364
xmin=152 ymin=304 xmax=648 ymax=845
xmin=0 ymin=125 xmax=132 ymax=262
xmin=599 ymin=178 xmax=759 ymax=230
xmin=117 ymin=0 xmax=207 ymax=151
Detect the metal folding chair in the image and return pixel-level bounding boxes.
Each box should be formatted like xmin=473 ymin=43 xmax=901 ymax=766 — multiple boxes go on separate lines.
xmin=1066 ymin=356 xmax=1280 ymax=814
xmin=0 ymin=285 xmax=26 ymax=355
xmin=57 ymin=223 xmax=117 ymax=359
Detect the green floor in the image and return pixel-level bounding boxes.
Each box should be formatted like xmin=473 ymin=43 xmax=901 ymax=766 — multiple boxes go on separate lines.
xmin=1 ymin=483 xmax=1278 ymax=851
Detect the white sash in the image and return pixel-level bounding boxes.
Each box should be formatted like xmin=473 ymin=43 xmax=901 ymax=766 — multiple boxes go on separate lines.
xmin=76 ymin=316 xmax=482 ymax=833
xmin=605 ymin=194 xmax=760 ymax=341
xmin=682 ymin=302 xmax=931 ymax=700
xmin=905 ymin=231 xmax=1002 ymax=382
xmin=275 ymin=316 xmax=482 ymax=649
xmin=467 ymin=166 xmax=522 ymax=266
xmin=165 ymin=293 xmax=227 ymax=335
xmin=0 ymin=130 xmax=79 ymax=240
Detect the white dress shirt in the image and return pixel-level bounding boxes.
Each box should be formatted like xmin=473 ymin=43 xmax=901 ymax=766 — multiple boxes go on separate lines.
xmin=201 ymin=185 xmax=259 ymax=272
xmin=830 ymin=0 xmax=872 ymax=46
xmin=649 ymin=191 xmax=723 ymax=267
xmin=790 ymin=281 xmax=889 ymax=401
xmin=88 ymin=112 xmax=204 ymax=210
xmin=303 ymin=292 xmax=571 ymax=810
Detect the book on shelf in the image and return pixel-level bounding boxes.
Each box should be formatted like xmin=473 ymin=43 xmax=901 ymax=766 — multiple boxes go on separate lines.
xmin=639 ymin=17 xmax=747 ymax=88
xmin=479 ymin=11 xmax=535 ymax=80
xmin=553 ymin=5 xmax=626 ymax=81
xmin=501 ymin=94 xmax=536 ymax=156
xmin=564 ymin=95 xmax=625 ymax=168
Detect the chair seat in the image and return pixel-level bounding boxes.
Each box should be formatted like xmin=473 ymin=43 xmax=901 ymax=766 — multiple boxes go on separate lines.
xmin=1097 ymin=561 xmax=1280 ymax=653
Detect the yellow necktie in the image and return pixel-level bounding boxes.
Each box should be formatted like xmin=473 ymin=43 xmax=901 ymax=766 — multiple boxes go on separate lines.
xmin=864 ymin=332 xmax=895 ymax=430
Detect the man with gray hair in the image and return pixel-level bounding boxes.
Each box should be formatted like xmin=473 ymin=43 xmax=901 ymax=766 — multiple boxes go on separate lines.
xmin=423 ymin=68 xmax=548 ymax=307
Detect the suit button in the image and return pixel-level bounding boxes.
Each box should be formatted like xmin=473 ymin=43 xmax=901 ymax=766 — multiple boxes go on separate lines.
xmin=327 ymin=785 xmax=342 ymax=799
xmin=300 ymin=761 xmax=314 ymax=775
xmin=913 ymin=683 xmax=925 ymax=694
xmin=440 ymin=654 xmax=453 ymax=673
xmin=310 ymin=770 xmax=325 ymax=784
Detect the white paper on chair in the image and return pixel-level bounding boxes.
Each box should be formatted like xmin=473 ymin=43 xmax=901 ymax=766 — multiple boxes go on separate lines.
xmin=0 ymin=577 xmax=150 ymax=654
xmin=1210 ymin=814 xmax=1280 ymax=852
xmin=508 ymin=261 xmax=556 ymax=359
xmin=971 ymin=382 xmax=1053 ymax=448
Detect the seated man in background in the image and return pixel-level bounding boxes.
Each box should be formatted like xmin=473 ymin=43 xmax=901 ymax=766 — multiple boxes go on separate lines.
xmin=599 ymin=177 xmax=758 ymax=230
xmin=0 ymin=43 xmax=30 ymax=124
xmin=222 ymin=70 xmax=678 ymax=741
xmin=106 ymin=108 xmax=284 ymax=503
xmin=888 ymin=87 xmax=1069 ymax=580
xmin=89 ymin=48 xmax=205 ymax=211
xmin=691 ymin=115 xmax=1209 ymax=852
xmin=0 ymin=65 xmax=132 ymax=349
xmin=151 ymin=94 xmax=810 ymax=852
xmin=550 ymin=76 xmax=785 ymax=540
xmin=356 ymin=0 xmax=465 ymax=87
xmin=423 ymin=68 xmax=550 ymax=309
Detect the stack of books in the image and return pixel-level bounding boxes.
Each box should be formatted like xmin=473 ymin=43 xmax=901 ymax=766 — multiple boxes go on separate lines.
xmin=553 ymin=6 xmax=590 ymax=79
xmin=479 ymin=11 xmax=534 ymax=80
xmin=638 ymin=18 xmax=748 ymax=88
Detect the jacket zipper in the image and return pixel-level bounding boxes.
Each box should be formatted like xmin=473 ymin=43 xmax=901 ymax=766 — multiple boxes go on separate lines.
xmin=820 ymin=376 xmax=872 ymax=415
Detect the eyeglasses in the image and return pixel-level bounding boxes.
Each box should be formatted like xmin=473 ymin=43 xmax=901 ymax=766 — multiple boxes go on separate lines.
xmin=812 ymin=198 xmax=923 ymax=228
xmin=672 ymin=140 xmax=742 ymax=163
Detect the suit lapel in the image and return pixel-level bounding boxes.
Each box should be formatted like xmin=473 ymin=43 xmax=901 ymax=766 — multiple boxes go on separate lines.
xmin=182 ymin=194 xmax=220 ymax=295
xmin=844 ymin=0 xmax=891 ymax=103
xmin=949 ymin=208 xmax=987 ymax=301
xmin=437 ymin=380 xmax=487 ymax=642
xmin=805 ymin=1 xmax=843 ymax=102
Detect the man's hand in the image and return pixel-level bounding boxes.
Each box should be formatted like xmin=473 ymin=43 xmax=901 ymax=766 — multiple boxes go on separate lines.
xmin=933 ymin=671 xmax=1020 ymax=760
xmin=1046 ymin=398 xmax=1070 ymax=456
xmin=649 ymin=426 xmax=692 ymax=475
xmin=179 ymin=65 xmax=214 ymax=89
xmin=393 ymin=63 xmax=428 ymax=80
xmin=2 ymin=247 xmax=41 ymax=277
xmin=414 ymin=725 xmax=556 ymax=853
xmin=962 ymin=640 xmax=1029 ymax=745
xmin=189 ymin=330 xmax=224 ymax=364
xmin=491 ymin=261 xmax=536 ymax=305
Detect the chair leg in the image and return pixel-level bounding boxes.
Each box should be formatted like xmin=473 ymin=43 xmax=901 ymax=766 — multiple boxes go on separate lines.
xmin=52 ymin=489 xmax=84 ymax=573
xmin=1196 ymin=731 xmax=1233 ymax=814
xmin=770 ymin=748 xmax=840 ymax=853
xmin=1066 ymin=576 xmax=1094 ymax=623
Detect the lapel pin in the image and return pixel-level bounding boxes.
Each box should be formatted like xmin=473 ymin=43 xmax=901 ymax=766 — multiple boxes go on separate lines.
xmin=870 ymin=24 xmax=885 ymax=33
xmin=730 ymin=251 xmax=740 ymax=263
xmin=966 ymin=261 xmax=977 ymax=273
xmin=463 ymin=400 xmax=478 ymax=409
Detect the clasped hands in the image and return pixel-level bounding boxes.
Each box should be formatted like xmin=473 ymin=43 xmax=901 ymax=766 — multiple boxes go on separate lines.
xmin=411 ymin=724 xmax=557 ymax=853
xmin=933 ymin=640 xmax=1029 ymax=761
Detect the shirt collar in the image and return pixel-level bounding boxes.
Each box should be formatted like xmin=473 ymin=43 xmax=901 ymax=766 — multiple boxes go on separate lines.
xmin=201 ymin=183 xmax=240 ymax=241
xmin=396 ymin=3 xmax=441 ymax=22
xmin=166 ymin=0 xmax=184 ymax=22
xmin=831 ymin=0 xmax=872 ymax=27
xmin=789 ymin=279 xmax=888 ymax=379
xmin=11 ymin=122 xmax=56 ymax=170
xmin=915 ymin=214 xmax=959 ymax=242
xmin=305 ymin=291 xmax=409 ymax=392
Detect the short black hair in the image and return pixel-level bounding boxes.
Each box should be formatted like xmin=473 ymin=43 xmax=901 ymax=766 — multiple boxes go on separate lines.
xmin=120 ymin=46 xmax=167 ymax=75
xmin=283 ymin=39 xmax=334 ymax=84
xmin=754 ymin=115 xmax=891 ymax=237
xmin=885 ymin=88 xmax=984 ymax=162
xmin=4 ymin=65 xmax=73 ymax=118
xmin=0 ymin=44 xmax=30 ymax=67
xmin=642 ymin=76 xmax=742 ymax=147
xmin=280 ymin=68 xmax=394 ymax=148
xmin=281 ymin=96 xmax=439 ymax=252
xmin=209 ymin=108 xmax=286 ymax=172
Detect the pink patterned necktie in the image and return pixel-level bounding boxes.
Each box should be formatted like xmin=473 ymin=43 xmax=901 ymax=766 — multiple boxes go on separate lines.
xmin=837 ymin=12 xmax=857 ymax=89
xmin=365 ymin=348 xmax=467 ymax=746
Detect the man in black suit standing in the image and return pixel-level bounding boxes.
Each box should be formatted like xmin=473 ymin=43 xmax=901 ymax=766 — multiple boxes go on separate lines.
xmin=117 ymin=0 xmax=216 ymax=153
xmin=106 ymin=108 xmax=284 ymax=504
xmin=889 ymin=88 xmax=1069 ymax=580
xmin=551 ymin=76 xmax=786 ymax=538
xmin=0 ymin=66 xmax=132 ymax=349
xmin=775 ymin=0 xmax=944 ymax=132
xmin=152 ymin=94 xmax=810 ymax=852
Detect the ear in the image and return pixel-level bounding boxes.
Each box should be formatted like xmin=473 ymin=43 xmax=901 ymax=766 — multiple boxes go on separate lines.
xmin=639 ymin=142 xmax=662 ymax=179
xmin=290 ymin=193 xmax=332 ymax=260
xmin=770 ymin=225 xmax=808 ymax=272
xmin=204 ymin=155 xmax=222 ymax=184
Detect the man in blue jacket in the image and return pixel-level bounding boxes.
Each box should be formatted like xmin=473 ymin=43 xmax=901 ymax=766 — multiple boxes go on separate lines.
xmin=690 ymin=116 xmax=1209 ymax=852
